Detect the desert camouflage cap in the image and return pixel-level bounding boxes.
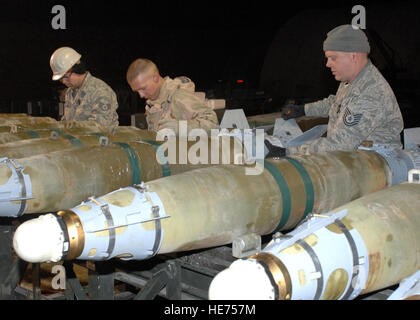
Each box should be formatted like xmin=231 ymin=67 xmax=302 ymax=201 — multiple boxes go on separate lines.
xmin=323 ymin=24 xmax=370 ymax=53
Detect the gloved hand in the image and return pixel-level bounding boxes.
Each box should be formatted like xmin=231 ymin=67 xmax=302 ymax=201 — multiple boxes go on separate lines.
xmin=264 ymin=139 xmax=286 ymax=158
xmin=281 ymin=104 xmax=305 ymax=120
xmin=146 ymin=109 xmax=164 ymax=130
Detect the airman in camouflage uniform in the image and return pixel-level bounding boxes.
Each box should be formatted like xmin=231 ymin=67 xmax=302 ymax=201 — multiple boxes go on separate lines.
xmin=126 ymin=58 xmax=219 ymax=135
xmin=62 ymin=71 xmax=119 ymax=134
xmin=282 ymin=25 xmax=404 ymax=154
xmin=302 ymin=59 xmax=404 ymax=152
xmin=50 ymin=47 xmax=119 ymax=134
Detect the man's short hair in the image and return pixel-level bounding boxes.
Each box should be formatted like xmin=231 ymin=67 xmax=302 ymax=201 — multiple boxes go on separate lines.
xmin=126 ymin=58 xmax=159 ymax=84
xmin=71 ymin=60 xmax=87 ymax=75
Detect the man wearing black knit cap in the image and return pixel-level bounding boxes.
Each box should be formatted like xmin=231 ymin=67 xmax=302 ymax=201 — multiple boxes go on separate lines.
xmin=281 ymin=24 xmax=404 ymax=153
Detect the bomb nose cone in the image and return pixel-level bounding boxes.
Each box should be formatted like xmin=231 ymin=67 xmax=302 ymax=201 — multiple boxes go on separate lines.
xmin=13 ymin=214 xmax=65 ymax=263
xmin=209 ymin=259 xmax=276 ymax=300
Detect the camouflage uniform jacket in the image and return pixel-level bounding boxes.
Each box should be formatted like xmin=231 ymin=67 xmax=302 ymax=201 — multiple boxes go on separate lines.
xmin=62 ymin=72 xmax=119 ymax=133
xmin=298 ymin=60 xmax=403 ymax=153
xmin=145 ymin=76 xmax=219 ymax=135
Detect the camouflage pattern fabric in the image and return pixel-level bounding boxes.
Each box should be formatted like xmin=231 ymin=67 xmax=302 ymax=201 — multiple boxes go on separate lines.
xmin=145 ymin=76 xmax=219 ymax=135
xmin=293 ymin=60 xmax=403 ymax=153
xmin=61 ymin=72 xmax=119 ymax=134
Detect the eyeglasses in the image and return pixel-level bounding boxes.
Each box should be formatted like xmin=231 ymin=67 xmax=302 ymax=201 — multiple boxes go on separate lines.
xmin=61 ymin=71 xmax=73 ymax=81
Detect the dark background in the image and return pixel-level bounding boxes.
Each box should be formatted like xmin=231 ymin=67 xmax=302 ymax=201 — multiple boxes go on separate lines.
xmin=0 ymin=0 xmax=419 ymax=127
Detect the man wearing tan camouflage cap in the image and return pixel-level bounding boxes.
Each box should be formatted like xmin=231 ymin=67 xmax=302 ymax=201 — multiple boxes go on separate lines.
xmin=126 ymin=58 xmax=219 ymax=135
xmin=50 ymin=47 xmax=119 ymax=134
xmin=281 ymin=24 xmax=404 ymax=153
